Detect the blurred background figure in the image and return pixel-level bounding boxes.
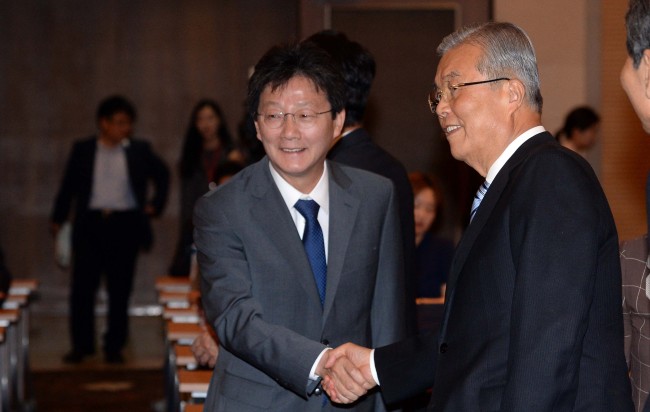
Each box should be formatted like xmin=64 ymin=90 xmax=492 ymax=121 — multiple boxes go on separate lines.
xmin=0 ymin=241 xmax=13 ymax=306
xmin=168 ymin=99 xmax=242 ymax=277
xmin=410 ymin=171 xmax=454 ymax=301
xmin=50 ymin=95 xmax=170 ymax=364
xmin=555 ymin=106 xmax=601 ymax=156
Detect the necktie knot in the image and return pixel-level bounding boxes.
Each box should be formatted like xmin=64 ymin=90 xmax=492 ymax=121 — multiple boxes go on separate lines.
xmin=294 ymin=199 xmax=320 ymax=221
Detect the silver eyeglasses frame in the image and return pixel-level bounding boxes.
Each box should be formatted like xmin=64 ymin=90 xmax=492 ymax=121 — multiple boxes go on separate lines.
xmin=256 ymin=109 xmax=333 ymax=129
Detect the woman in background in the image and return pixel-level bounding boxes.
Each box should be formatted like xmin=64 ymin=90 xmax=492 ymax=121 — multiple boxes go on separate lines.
xmin=409 ymin=171 xmax=455 ymax=300
xmin=556 ymin=106 xmax=601 ymax=156
xmin=169 ymin=99 xmax=239 ymax=277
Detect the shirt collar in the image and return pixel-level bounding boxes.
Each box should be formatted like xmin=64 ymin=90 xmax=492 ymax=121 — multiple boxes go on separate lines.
xmin=485 ymin=126 xmax=546 ymax=184
xmin=268 ymin=161 xmax=329 ymax=214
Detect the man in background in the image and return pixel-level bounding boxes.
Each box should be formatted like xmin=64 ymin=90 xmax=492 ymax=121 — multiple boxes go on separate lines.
xmin=51 ymin=95 xmax=169 ymax=364
xmin=303 ymin=31 xmax=418 ymax=335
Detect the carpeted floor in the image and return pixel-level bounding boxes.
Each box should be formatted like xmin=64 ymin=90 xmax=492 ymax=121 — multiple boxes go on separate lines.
xmin=31 ymin=368 xmax=164 ymax=412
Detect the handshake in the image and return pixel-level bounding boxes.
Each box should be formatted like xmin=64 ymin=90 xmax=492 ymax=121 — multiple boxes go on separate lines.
xmin=315 ymin=343 xmax=378 ymax=404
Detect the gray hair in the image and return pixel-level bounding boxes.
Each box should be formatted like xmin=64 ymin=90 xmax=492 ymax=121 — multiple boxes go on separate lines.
xmin=626 ymin=0 xmax=650 ymax=68
xmin=437 ymin=22 xmax=543 ymax=113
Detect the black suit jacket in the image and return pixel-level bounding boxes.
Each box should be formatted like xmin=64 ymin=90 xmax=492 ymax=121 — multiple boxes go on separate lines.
xmin=51 ymin=136 xmax=169 ymax=249
xmin=375 ymin=132 xmax=633 ymax=411
xmin=328 ymin=128 xmax=417 ymax=334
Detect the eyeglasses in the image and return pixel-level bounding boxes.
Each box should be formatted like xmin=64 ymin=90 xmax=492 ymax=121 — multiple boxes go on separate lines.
xmin=256 ymin=109 xmax=333 ymax=129
xmin=428 ymin=77 xmax=510 ymax=113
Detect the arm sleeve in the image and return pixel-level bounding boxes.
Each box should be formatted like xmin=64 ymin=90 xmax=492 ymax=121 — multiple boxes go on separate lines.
xmin=374 ymin=332 xmax=438 ymax=405
xmin=143 ymin=142 xmax=170 ymax=216
xmin=51 ymin=143 xmax=80 ymax=224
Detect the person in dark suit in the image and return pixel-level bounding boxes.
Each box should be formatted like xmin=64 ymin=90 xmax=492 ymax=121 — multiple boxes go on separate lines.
xmin=620 ymin=1 xmax=650 ymax=410
xmin=321 ymin=22 xmax=633 ymax=411
xmin=303 ymin=31 xmax=418 ymax=335
xmin=193 ymin=42 xmax=406 ymax=411
xmin=50 ymin=95 xmax=169 ymax=364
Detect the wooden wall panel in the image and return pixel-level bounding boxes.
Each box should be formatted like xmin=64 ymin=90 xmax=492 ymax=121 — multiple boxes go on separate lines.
xmin=0 ymin=0 xmax=298 ymax=312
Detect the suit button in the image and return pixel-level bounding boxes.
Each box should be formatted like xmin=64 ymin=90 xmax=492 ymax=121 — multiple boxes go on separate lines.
xmin=439 ymin=343 xmax=448 ymax=354
xmin=321 ymin=339 xmax=329 ymax=346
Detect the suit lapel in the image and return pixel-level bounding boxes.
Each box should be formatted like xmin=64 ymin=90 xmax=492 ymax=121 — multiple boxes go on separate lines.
xmin=322 ymin=161 xmax=359 ymax=321
xmin=247 ymin=159 xmax=325 ymax=310
xmin=441 ymin=132 xmax=555 ymax=336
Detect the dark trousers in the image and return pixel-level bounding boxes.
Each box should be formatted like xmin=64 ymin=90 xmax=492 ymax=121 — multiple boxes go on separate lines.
xmin=70 ymin=210 xmax=141 ymax=354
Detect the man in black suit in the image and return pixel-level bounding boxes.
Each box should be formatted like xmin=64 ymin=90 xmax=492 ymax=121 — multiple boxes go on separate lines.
xmin=321 ymin=22 xmax=633 ymax=411
xmin=304 ymin=31 xmax=417 ymax=335
xmin=51 ymin=95 xmax=169 ymax=363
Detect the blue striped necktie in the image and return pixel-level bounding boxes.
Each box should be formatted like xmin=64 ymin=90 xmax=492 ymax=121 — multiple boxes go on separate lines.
xmin=470 ymin=181 xmax=490 ymax=222
xmin=294 ymin=199 xmax=327 ymax=307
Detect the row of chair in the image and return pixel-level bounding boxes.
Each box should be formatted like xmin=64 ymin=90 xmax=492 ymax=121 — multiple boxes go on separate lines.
xmin=156 ymin=276 xmax=209 ymax=412
xmin=0 ymin=279 xmax=38 ymax=412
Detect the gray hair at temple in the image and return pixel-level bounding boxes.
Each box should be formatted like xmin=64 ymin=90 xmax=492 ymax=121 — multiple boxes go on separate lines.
xmin=626 ymin=0 xmax=650 ymax=68
xmin=437 ymin=22 xmax=543 ymax=113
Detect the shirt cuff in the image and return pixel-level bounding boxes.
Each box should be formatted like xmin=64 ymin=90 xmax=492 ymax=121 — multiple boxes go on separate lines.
xmin=309 ymin=347 xmax=331 ymax=380
xmin=370 ymin=348 xmax=380 ymax=385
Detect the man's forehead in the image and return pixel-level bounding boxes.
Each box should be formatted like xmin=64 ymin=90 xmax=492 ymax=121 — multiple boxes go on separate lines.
xmin=436 ymin=47 xmax=480 ymax=83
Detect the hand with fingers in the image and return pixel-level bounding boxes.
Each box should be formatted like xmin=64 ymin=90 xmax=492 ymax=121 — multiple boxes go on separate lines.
xmin=317 ymin=343 xmax=377 ymax=404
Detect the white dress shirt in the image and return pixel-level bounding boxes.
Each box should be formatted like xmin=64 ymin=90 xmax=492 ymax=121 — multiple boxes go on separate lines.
xmin=268 ymin=162 xmax=331 ymax=383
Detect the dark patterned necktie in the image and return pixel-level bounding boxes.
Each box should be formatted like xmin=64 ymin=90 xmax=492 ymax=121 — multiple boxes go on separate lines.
xmin=470 ymin=181 xmax=490 ymax=222
xmin=294 ymin=199 xmax=327 ymax=307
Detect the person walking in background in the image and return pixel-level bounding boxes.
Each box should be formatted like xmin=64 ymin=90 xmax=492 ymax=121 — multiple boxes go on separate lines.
xmin=555 ymin=105 xmax=601 ymax=156
xmin=168 ymin=99 xmax=241 ymax=277
xmin=321 ymin=22 xmax=633 ymax=411
xmin=303 ymin=30 xmax=417 ymax=335
xmin=193 ymin=41 xmax=406 ymax=411
xmin=620 ymin=1 xmax=650 ymax=410
xmin=50 ymin=95 xmax=169 ymax=364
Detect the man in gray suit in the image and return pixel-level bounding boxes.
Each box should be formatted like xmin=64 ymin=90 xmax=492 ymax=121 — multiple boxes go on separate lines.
xmin=193 ymin=42 xmax=406 ymax=411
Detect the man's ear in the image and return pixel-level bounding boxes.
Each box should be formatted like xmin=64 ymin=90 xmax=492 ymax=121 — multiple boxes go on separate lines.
xmin=254 ymin=118 xmax=263 ymax=141
xmin=643 ymin=50 xmax=650 ymax=99
xmin=507 ymin=79 xmax=525 ymax=111
xmin=333 ymin=109 xmax=346 ymax=138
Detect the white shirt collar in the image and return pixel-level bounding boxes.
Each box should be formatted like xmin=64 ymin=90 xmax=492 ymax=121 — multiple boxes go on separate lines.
xmin=485 ymin=126 xmax=546 ymax=184
xmin=268 ymin=161 xmax=329 ymax=215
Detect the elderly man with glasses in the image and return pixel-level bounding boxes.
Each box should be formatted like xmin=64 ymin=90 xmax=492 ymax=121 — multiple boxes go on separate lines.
xmin=322 ymin=21 xmax=634 ymax=412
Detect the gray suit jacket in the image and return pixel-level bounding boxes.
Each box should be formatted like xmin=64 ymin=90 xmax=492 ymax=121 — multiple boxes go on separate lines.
xmin=194 ymin=158 xmax=407 ymax=411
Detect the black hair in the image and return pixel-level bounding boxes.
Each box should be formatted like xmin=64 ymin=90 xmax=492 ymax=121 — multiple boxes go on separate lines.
xmin=246 ymin=42 xmax=347 ymax=120
xmin=556 ymin=106 xmax=600 ymax=141
xmin=96 ymin=95 xmax=136 ymax=122
xmin=626 ymin=0 xmax=650 ymax=68
xmin=303 ymin=30 xmax=375 ymax=127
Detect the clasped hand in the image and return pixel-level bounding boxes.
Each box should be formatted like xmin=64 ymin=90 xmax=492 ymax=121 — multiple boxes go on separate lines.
xmin=316 ymin=343 xmax=377 ymax=404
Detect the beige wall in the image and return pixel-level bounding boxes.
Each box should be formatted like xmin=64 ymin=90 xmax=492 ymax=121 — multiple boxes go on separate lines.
xmin=494 ymin=0 xmax=600 ymax=165
xmin=495 ymin=0 xmax=650 ymax=241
